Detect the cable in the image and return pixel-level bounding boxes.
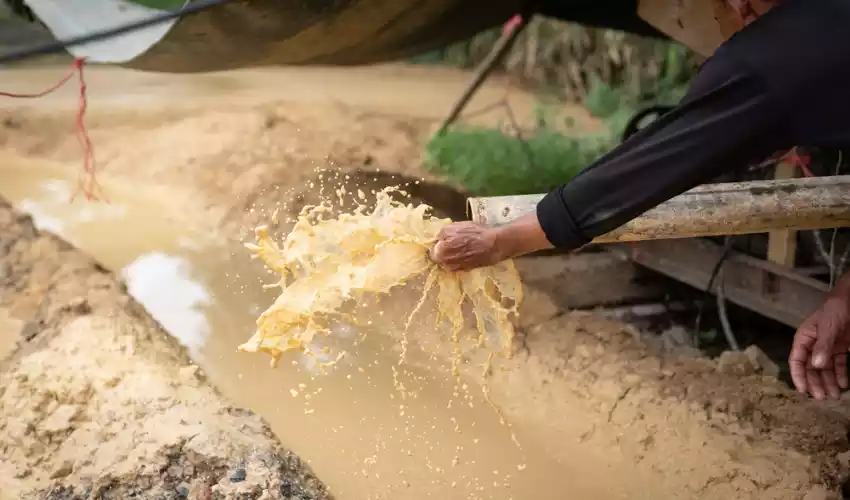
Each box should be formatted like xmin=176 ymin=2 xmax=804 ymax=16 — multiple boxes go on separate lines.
xmin=0 ymin=0 xmax=236 ymax=65
xmin=810 ymin=150 xmax=845 ymax=287
xmin=713 ymin=242 xmax=740 ymax=352
xmin=0 ymin=0 xmax=238 ymax=200
xmin=693 ymin=235 xmax=735 ymax=347
xmin=692 ymin=164 xmax=751 ymax=350
xmin=620 ymin=105 xmax=675 ymax=143
xmin=695 ymin=147 xmax=820 ymax=349
xmin=2 ymin=57 xmax=102 ymax=199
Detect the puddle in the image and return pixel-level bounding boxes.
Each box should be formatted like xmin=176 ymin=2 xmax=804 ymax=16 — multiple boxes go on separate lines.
xmin=0 ymin=158 xmax=623 ymax=500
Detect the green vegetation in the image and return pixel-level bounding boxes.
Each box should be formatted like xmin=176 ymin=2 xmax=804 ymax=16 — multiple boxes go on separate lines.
xmin=425 ymin=117 xmax=615 ymax=197
xmin=425 ymin=81 xmax=686 ymax=197
xmin=422 ymin=19 xmax=693 ymax=197
xmin=413 ymin=16 xmax=699 ymax=104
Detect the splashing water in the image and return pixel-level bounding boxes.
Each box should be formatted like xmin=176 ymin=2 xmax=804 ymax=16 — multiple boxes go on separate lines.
xmin=237 ymin=186 xmax=524 ymax=377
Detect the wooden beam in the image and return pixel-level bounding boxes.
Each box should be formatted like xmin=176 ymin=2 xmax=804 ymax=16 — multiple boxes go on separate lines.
xmin=611 ymin=239 xmax=829 ymax=328
xmin=766 ymin=162 xmax=798 ymax=267
xmin=467 ymin=176 xmax=850 ymax=242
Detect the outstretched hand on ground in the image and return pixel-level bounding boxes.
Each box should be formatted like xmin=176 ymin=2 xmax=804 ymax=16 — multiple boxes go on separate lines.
xmin=790 ymin=276 xmax=850 ymax=400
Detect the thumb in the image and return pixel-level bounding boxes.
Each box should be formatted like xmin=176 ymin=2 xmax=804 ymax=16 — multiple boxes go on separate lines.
xmin=429 ymin=240 xmax=444 ymax=263
xmin=812 ymin=327 xmax=836 ymax=369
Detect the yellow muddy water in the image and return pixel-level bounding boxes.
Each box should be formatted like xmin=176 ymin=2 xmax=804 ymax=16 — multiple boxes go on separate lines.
xmin=0 ymin=157 xmax=626 ymax=500
xmin=239 ymin=181 xmax=521 ymax=369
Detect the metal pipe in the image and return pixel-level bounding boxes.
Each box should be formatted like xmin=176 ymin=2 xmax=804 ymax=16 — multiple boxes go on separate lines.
xmin=467 ymin=176 xmax=850 ymax=243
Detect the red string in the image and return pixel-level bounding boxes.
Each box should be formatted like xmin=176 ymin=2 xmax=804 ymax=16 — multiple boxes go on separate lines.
xmin=1 ymin=57 xmax=104 ymax=201
xmin=781 ymin=147 xmax=814 ymax=178
xmin=503 ymin=14 xmax=522 ymax=35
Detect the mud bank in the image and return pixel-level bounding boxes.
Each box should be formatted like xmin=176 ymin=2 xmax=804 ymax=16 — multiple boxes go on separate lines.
xmin=3 ymin=65 xmax=850 ymax=499
xmin=361 ymin=277 xmax=850 ymax=499
xmin=487 ymin=312 xmax=850 ymax=499
xmin=0 ymin=199 xmax=331 ymax=499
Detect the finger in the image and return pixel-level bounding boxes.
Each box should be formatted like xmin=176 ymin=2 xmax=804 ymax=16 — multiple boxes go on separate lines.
xmin=790 ymin=317 xmax=817 ymax=393
xmin=430 ymin=241 xmax=444 ymax=263
xmin=835 ymin=352 xmax=849 ymax=390
xmin=437 ymin=221 xmax=476 ymax=239
xmin=444 ymin=263 xmax=465 ymax=273
xmin=813 ymin=315 xmax=838 ymax=369
xmin=789 ymin=333 xmax=813 ymax=392
xmin=789 ymin=359 xmax=808 ymax=394
xmin=821 ymin=367 xmax=842 ymax=400
xmin=807 ymin=368 xmax=826 ymax=400
xmin=435 ymin=254 xmax=462 ymax=272
xmin=790 ymin=361 xmax=808 ymax=394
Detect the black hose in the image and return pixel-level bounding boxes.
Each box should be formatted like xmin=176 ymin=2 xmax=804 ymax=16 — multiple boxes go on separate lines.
xmin=693 ymin=236 xmax=735 ymax=346
xmin=620 ymin=105 xmax=675 ymax=142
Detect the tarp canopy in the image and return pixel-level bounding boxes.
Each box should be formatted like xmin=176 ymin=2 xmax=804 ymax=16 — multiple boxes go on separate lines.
xmin=16 ymin=0 xmax=666 ymax=72
xmin=21 ymin=0 xmax=185 ymax=64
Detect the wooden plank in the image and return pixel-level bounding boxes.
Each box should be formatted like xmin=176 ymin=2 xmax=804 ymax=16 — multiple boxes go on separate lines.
xmin=611 ymin=239 xmax=829 ymax=328
xmin=468 ymin=176 xmax=850 ymax=242
xmin=766 ymin=162 xmax=798 ymax=267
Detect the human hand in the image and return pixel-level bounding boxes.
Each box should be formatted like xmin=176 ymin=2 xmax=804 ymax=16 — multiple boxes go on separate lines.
xmin=789 ymin=293 xmax=850 ymax=400
xmin=430 ymin=213 xmax=554 ymax=272
xmin=429 ymin=222 xmax=504 ymax=272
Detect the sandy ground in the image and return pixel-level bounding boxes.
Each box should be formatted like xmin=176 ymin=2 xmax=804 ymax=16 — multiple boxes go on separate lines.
xmin=0 ymin=199 xmax=331 ymax=499
xmin=2 ymin=63 xmax=850 ymax=499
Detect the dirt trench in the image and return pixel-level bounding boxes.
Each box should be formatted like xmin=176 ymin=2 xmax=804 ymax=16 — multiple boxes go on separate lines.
xmin=3 ymin=65 xmax=850 ymax=499
xmin=0 ymin=199 xmax=331 ymax=499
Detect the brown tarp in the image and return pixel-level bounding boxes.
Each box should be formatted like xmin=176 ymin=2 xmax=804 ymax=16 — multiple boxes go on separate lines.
xmin=124 ymin=0 xmax=663 ymax=73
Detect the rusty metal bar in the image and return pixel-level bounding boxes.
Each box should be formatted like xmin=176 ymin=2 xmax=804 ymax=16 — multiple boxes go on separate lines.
xmin=609 ymin=239 xmax=829 ymax=328
xmin=468 ymin=176 xmax=850 ymax=242
xmin=436 ymin=12 xmax=531 ymax=135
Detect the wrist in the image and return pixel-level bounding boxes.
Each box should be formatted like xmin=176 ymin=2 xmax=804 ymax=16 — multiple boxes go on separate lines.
xmin=830 ymin=271 xmax=850 ymax=299
xmin=491 ymin=225 xmax=518 ymax=262
xmin=491 ymin=213 xmax=553 ymax=260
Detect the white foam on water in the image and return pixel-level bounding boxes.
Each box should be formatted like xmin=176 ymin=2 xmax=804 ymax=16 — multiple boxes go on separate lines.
xmin=121 ymin=252 xmax=211 ymax=356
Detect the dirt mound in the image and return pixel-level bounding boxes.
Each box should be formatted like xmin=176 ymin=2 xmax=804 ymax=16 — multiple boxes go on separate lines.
xmin=0 ymin=198 xmax=331 ymax=500
xmin=489 ymin=312 xmax=850 ymax=498
xmin=359 ymin=276 xmax=850 ymax=498
xmin=0 ymin=100 xmax=445 ymax=238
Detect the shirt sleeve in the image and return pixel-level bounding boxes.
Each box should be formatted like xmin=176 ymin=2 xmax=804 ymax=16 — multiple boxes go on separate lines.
xmin=535 ymin=51 xmax=789 ymax=250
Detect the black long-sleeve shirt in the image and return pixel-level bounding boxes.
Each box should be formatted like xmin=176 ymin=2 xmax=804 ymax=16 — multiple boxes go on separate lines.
xmin=537 ymin=0 xmax=850 ymax=250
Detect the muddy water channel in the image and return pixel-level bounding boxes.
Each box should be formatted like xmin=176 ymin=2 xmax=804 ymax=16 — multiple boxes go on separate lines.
xmin=0 ymin=159 xmax=625 ymax=500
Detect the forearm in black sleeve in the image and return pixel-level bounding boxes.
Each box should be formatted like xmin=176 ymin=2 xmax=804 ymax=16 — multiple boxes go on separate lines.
xmin=535 ymin=58 xmax=788 ymax=250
